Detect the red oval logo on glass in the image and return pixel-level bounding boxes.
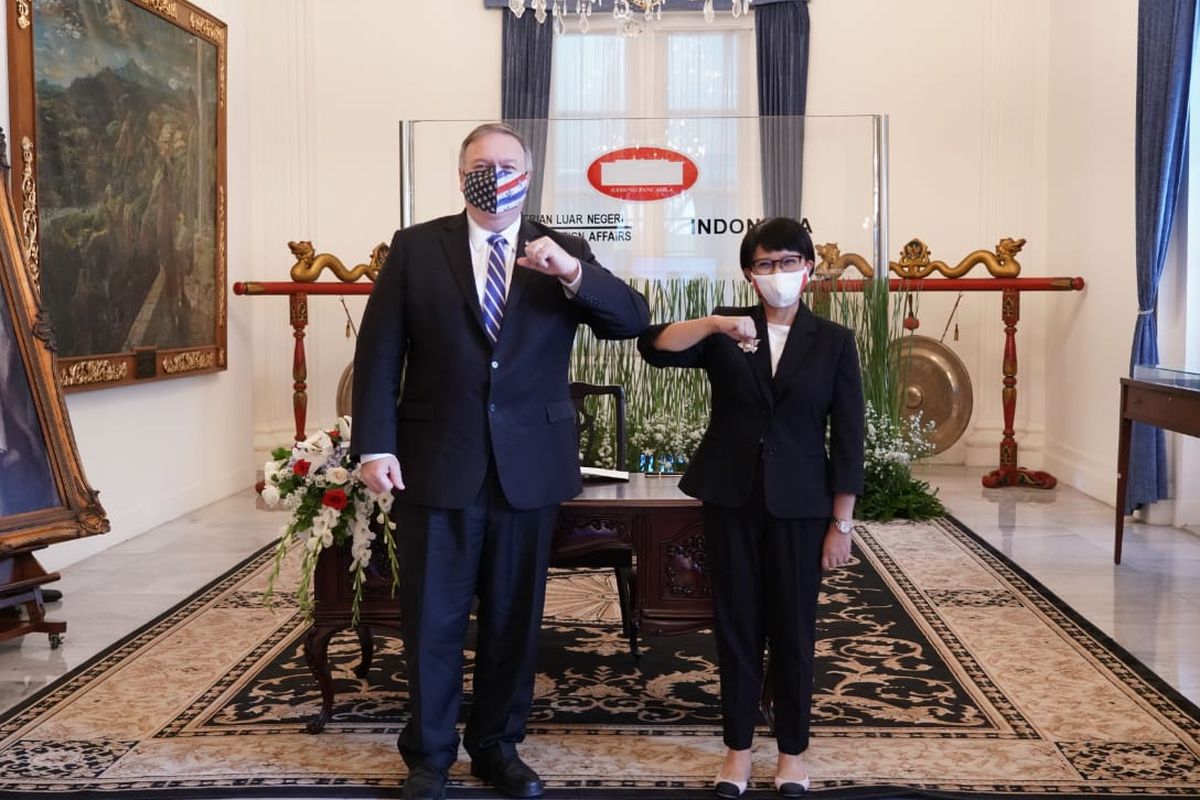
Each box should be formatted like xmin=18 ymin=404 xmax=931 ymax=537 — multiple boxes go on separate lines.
xmin=587 ymin=147 xmax=698 ymax=201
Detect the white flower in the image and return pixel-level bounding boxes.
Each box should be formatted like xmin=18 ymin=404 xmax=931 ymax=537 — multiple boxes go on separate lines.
xmin=261 ymin=485 xmax=281 ymax=507
xmin=336 ymin=416 xmax=352 ymax=440
xmin=263 ymin=460 xmax=281 ymax=483
xmin=326 ymin=466 xmax=350 ymax=485
xmin=304 ymin=430 xmax=333 ymax=451
xmin=319 ymin=505 xmax=340 ymax=527
xmin=369 ymin=489 xmax=394 ymax=513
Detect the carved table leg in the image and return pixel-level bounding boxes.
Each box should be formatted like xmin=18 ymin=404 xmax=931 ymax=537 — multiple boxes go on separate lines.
xmin=615 ymin=564 xmax=639 ymax=659
xmin=355 ymin=625 xmax=374 ymax=678
xmin=303 ymin=622 xmax=341 ymax=734
xmin=983 ymin=288 xmax=1057 ymax=489
xmin=1114 ymin=386 xmax=1133 ymax=564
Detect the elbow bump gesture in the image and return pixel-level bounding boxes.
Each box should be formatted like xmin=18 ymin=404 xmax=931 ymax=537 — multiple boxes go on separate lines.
xmin=517 ymin=236 xmax=581 ymax=281
xmin=713 ymin=314 xmax=757 ymax=345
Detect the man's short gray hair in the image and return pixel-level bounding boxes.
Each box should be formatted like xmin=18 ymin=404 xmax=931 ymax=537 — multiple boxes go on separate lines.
xmin=458 ymin=122 xmax=533 ymax=171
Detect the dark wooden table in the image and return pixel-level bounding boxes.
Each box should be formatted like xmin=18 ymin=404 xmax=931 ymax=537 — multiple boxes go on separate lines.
xmin=303 ymin=474 xmax=710 ymax=732
xmin=559 ymin=474 xmax=710 ymax=635
xmin=1114 ymin=376 xmax=1200 ymax=564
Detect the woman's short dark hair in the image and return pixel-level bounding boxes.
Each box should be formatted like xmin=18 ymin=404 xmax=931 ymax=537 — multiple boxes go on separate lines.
xmin=739 ymin=217 xmax=815 ymax=269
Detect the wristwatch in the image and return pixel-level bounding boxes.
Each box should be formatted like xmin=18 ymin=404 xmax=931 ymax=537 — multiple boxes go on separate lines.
xmin=832 ymin=516 xmax=854 ymax=535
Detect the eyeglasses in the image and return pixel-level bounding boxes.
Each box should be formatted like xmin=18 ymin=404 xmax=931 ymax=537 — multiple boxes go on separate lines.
xmin=749 ymin=255 xmax=807 ymax=275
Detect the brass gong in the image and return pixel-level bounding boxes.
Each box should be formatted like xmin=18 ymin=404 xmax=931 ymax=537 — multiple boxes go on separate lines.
xmin=889 ymin=335 xmax=973 ymax=454
xmin=336 ymin=362 xmax=353 ymax=418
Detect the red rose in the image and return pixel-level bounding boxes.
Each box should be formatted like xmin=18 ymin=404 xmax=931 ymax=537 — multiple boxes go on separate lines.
xmin=328 ymin=428 xmax=340 ymax=441
xmin=322 ymin=488 xmax=348 ymax=510
xmin=293 ymin=460 xmax=311 ymax=476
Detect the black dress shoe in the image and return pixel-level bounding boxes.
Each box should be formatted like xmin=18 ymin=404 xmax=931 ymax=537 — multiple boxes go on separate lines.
xmin=401 ymin=764 xmax=447 ymax=800
xmin=714 ymin=777 xmax=748 ymax=798
xmin=774 ymin=775 xmax=810 ymax=797
xmin=470 ymin=754 xmax=545 ymax=798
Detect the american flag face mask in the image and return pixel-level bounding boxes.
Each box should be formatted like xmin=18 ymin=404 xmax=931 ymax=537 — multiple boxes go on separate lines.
xmin=463 ymin=166 xmax=529 ymax=215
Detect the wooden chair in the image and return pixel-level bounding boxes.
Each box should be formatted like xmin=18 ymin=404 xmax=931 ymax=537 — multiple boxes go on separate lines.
xmin=550 ymin=382 xmax=638 ymax=658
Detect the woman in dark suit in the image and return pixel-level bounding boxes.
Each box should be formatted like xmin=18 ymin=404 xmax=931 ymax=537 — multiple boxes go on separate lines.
xmin=638 ymin=217 xmax=864 ymax=797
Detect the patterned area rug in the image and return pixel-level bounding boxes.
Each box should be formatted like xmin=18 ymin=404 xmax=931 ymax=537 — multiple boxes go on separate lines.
xmin=1 ymin=517 xmax=1198 ymax=799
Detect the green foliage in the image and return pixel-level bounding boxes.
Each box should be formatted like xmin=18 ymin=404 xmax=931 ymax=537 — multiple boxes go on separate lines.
xmin=825 ymin=279 xmax=909 ymax=423
xmin=857 ymin=460 xmax=946 ymax=521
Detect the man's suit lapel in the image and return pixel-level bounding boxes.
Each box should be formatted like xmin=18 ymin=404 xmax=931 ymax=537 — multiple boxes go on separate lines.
xmin=772 ymin=302 xmax=819 ymax=398
xmin=501 ymin=221 xmax=538 ymax=326
xmin=439 ymin=213 xmax=487 ymax=338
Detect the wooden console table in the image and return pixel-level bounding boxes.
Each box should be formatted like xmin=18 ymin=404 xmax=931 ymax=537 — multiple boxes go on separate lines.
xmin=1114 ymin=372 xmax=1200 ymax=564
xmin=303 ymin=474 xmax=709 ymax=732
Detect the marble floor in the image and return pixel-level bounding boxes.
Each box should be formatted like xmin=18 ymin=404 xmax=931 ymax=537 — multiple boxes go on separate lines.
xmin=2 ymin=463 xmax=1199 ymax=729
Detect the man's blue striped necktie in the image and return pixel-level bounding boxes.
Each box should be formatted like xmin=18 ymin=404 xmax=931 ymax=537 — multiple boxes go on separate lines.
xmin=482 ymin=234 xmax=507 ymax=344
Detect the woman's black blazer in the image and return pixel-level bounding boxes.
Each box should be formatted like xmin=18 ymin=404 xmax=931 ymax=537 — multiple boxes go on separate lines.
xmin=638 ymin=303 xmax=865 ymax=519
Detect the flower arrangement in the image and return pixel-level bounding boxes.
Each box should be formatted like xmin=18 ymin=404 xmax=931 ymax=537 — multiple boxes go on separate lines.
xmin=857 ymin=402 xmax=945 ymax=521
xmin=260 ymin=416 xmax=398 ymax=624
xmin=630 ymin=410 xmax=707 ymax=473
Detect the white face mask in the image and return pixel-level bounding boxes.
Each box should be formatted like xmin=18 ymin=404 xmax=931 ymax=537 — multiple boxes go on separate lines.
xmin=753 ymin=270 xmax=809 ymax=308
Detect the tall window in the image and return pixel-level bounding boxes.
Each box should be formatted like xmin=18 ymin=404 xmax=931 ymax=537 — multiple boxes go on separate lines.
xmin=545 ymin=17 xmax=756 ymax=278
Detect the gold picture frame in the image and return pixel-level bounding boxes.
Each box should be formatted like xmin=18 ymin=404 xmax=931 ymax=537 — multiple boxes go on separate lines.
xmin=0 ymin=127 xmax=108 ymax=554
xmin=5 ymin=0 xmax=227 ymax=391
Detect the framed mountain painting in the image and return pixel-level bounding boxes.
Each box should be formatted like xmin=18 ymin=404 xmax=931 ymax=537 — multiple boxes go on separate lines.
xmin=6 ymin=0 xmax=227 ymax=391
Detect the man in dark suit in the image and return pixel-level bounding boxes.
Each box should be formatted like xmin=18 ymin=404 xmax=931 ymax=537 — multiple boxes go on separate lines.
xmin=352 ymin=122 xmax=649 ymax=800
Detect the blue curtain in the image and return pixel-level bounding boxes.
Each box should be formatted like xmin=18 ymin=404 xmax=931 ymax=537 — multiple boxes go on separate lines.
xmin=1127 ymin=0 xmax=1197 ymax=513
xmin=755 ymin=0 xmax=810 ymax=218
xmin=501 ymin=12 xmax=554 ymax=216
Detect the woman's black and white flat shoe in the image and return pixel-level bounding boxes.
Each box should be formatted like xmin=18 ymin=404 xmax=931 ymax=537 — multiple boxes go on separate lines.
xmin=773 ymin=775 xmax=810 ymax=797
xmin=713 ymin=773 xmax=748 ymax=798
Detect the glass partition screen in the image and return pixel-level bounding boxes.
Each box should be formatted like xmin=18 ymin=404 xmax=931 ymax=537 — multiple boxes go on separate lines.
xmin=401 ymin=115 xmax=886 ymax=280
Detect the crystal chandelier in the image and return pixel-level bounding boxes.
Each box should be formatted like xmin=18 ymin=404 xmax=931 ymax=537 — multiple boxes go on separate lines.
xmin=509 ymin=0 xmax=753 ymax=36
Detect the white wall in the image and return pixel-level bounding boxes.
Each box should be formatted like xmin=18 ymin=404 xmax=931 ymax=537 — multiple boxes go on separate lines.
xmin=246 ymin=0 xmax=502 ymax=459
xmin=1042 ymin=0 xmax=1141 ymax=507
xmin=0 ymin=0 xmax=257 ymax=570
xmin=808 ymin=0 xmax=1054 ymax=472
